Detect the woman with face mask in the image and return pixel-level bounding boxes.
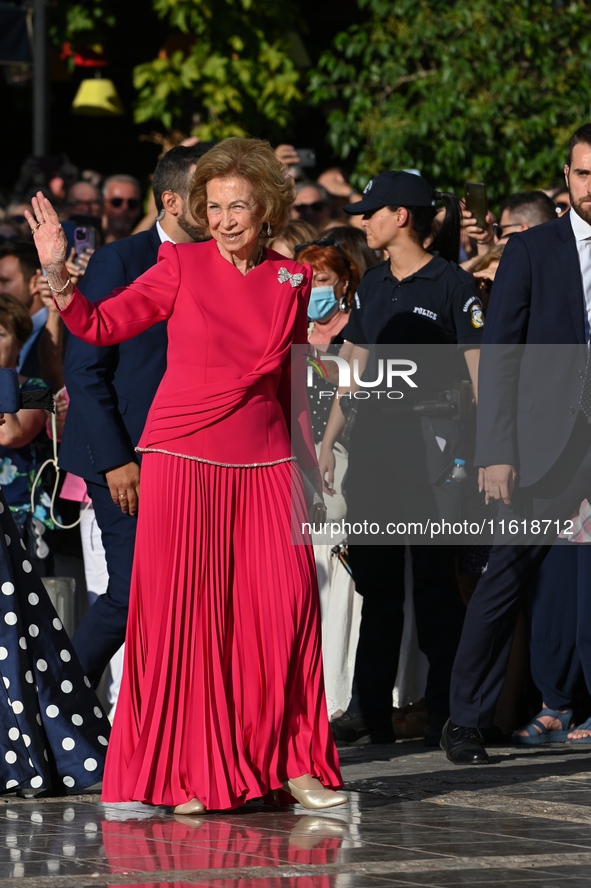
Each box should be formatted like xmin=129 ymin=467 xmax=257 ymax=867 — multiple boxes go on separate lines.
xmin=294 ymin=239 xmax=361 ymax=720
xmin=295 ymin=239 xmax=361 ymax=441
xmin=296 ymin=238 xmax=360 ymax=356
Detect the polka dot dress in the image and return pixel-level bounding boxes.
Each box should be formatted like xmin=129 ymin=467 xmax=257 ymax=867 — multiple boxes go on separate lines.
xmin=0 ymin=491 xmax=109 ymax=795
xmin=307 ymin=339 xmax=342 ymax=443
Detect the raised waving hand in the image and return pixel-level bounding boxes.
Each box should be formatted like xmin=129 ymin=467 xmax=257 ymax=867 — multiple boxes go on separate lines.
xmin=24 ymin=192 xmax=73 ymax=309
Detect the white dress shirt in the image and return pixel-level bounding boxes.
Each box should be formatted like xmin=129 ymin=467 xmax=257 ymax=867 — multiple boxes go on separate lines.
xmin=570 ymin=207 xmax=591 ymax=340
xmin=156 ymin=220 xmax=175 ymax=245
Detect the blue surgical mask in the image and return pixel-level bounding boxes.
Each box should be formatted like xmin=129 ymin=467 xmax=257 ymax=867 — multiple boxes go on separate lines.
xmin=308 ymin=285 xmax=338 ymax=321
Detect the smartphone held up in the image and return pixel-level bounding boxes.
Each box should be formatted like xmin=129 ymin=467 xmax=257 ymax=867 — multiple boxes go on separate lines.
xmin=74 ymin=226 xmax=97 ymax=266
xmin=295 ymin=149 xmax=316 ymax=169
xmin=464 ymin=182 xmax=488 ymax=230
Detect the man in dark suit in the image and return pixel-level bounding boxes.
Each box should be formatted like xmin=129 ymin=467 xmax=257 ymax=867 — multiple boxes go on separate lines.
xmin=441 ymin=123 xmax=591 ymax=763
xmin=60 ymin=144 xmax=209 ymax=686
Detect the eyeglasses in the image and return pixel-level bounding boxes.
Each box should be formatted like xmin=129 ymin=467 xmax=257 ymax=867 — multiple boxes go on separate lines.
xmin=108 ymin=198 xmax=141 ymax=209
xmin=9 ymin=215 xmax=26 ymax=224
xmin=293 ymin=201 xmax=326 ymax=214
xmin=492 ymin=222 xmax=521 ymax=239
xmin=294 ymin=237 xmax=352 ymax=273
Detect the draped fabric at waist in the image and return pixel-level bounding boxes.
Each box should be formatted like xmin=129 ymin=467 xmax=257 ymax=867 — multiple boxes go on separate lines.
xmin=137 ymin=372 xmax=294 ymax=466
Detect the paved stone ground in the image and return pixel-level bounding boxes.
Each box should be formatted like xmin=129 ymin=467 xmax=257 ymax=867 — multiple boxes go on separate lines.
xmin=1 ymin=740 xmax=591 ymax=887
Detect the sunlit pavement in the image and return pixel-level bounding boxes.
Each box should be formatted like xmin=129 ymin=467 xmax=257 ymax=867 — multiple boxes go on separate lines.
xmin=2 ymin=740 xmax=591 ymax=887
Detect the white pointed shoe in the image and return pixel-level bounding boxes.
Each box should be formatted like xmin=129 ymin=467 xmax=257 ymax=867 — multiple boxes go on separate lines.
xmin=283 ymin=780 xmax=348 ymax=810
xmin=173 ymin=798 xmax=206 ymax=815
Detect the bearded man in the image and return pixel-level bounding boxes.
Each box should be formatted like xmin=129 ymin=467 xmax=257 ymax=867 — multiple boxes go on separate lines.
xmin=442 ymin=123 xmax=591 ymax=763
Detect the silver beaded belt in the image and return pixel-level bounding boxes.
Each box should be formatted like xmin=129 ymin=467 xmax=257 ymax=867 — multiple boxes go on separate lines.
xmin=135 ymin=447 xmax=297 ymax=468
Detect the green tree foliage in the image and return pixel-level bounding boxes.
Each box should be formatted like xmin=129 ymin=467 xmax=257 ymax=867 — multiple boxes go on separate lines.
xmin=132 ymin=0 xmax=302 ymax=139
xmin=309 ymin=0 xmax=591 ymax=200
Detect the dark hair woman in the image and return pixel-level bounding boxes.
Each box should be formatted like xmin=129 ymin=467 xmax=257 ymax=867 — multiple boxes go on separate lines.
xmin=0 ymin=295 xmax=109 ymax=794
xmin=0 ymin=294 xmax=56 ymax=548
xmin=318 ymin=170 xmax=483 ymax=748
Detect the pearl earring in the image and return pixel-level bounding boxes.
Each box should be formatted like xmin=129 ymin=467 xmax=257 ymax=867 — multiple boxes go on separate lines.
xmin=267 ymin=222 xmax=272 ymax=237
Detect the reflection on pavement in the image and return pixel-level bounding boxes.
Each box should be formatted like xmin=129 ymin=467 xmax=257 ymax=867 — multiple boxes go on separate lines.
xmin=103 ymin=810 xmax=349 ymax=887
xmin=0 ymin=799 xmax=352 ymax=884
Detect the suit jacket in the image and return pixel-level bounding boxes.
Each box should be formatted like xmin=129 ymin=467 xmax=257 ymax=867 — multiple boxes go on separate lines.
xmin=19 ymin=329 xmax=43 ymax=381
xmin=59 ymin=226 xmax=167 ymax=483
xmin=474 ymin=212 xmax=588 ymax=487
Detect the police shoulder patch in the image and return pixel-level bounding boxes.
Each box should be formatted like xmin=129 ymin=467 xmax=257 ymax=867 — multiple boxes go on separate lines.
xmin=470 ymin=302 xmax=484 ymax=328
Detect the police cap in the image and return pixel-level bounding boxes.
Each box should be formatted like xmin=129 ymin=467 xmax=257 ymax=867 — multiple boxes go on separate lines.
xmin=344 ymin=171 xmax=438 ymax=215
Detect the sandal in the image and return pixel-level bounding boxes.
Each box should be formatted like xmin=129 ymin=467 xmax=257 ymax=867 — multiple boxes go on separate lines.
xmin=567 ymin=716 xmax=591 ymax=743
xmin=513 ymin=708 xmax=573 ymax=745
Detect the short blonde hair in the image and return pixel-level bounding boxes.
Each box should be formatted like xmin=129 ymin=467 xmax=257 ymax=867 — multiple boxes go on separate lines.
xmin=189 ymin=138 xmax=296 ymax=239
xmin=470 ymin=244 xmax=505 ymax=274
xmin=269 ymin=219 xmax=319 ymax=254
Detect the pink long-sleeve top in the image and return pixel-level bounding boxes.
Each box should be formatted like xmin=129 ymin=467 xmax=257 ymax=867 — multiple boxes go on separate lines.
xmin=57 ymin=240 xmax=317 ymax=469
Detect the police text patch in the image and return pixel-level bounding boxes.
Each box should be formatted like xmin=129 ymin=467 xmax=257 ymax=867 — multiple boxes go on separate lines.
xmin=413 ymin=307 xmax=437 ymax=320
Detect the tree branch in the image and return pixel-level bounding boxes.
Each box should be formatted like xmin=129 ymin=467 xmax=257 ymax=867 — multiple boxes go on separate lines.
xmin=317 ymin=68 xmax=437 ymax=95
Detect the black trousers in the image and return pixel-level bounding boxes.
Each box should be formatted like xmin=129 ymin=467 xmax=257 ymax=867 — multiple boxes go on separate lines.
xmin=529 ymin=544 xmax=591 ymax=712
xmin=348 ymin=544 xmax=465 ymax=725
xmin=450 ymin=419 xmax=591 ymax=728
xmin=71 ymin=480 xmax=137 ymax=686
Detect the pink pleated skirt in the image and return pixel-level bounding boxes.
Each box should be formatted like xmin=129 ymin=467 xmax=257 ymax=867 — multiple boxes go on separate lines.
xmin=102 ymin=452 xmax=342 ymax=808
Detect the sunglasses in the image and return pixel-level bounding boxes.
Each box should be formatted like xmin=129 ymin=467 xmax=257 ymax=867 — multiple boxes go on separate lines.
xmin=492 ymin=222 xmax=521 ymax=239
xmin=294 ymin=237 xmax=352 ymax=273
xmin=9 ymin=215 xmax=27 ymax=224
xmin=108 ymin=198 xmax=141 ymax=209
xmin=293 ymin=201 xmax=326 ymax=214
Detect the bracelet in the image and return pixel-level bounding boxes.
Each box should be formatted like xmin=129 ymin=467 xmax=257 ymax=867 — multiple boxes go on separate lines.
xmin=48 ymin=277 xmax=71 ymax=294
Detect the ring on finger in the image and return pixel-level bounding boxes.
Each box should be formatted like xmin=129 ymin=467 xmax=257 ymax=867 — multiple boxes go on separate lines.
xmin=119 ymin=494 xmax=127 ymax=499
xmin=31 ymin=221 xmax=46 ymax=235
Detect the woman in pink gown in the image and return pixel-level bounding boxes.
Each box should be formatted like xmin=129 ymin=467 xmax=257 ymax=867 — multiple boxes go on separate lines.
xmin=26 ymin=138 xmax=345 ymax=813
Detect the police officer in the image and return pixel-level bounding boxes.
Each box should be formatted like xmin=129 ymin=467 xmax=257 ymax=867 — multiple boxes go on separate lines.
xmin=318 ymin=171 xmax=484 ymax=745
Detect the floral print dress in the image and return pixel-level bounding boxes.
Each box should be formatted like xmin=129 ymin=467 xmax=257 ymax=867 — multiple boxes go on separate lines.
xmin=0 ymin=378 xmax=57 ymax=535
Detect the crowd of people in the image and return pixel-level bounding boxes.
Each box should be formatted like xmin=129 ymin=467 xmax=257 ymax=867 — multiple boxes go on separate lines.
xmin=0 ymin=121 xmax=590 ymax=806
